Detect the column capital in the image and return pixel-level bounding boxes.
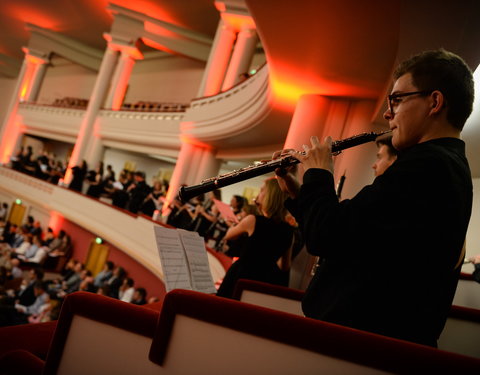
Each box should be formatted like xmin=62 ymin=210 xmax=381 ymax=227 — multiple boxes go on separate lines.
xmin=103 ymin=33 xmax=144 ymax=60
xmin=215 ymin=1 xmax=255 ymax=32
xmin=21 ymin=47 xmax=50 ymax=65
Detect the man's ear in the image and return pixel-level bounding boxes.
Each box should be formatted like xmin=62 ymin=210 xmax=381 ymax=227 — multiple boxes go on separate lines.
xmin=429 ymin=90 xmax=445 ymax=115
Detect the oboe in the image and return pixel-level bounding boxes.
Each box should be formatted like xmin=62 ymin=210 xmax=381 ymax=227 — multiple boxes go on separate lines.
xmin=179 ymin=130 xmax=391 ymax=202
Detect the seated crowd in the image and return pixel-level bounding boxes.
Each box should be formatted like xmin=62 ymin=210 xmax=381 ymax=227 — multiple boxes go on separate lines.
xmin=51 ymin=96 xmax=89 ymax=108
xmin=0 ymin=217 xmax=157 ymax=327
xmin=120 ymin=101 xmax=189 ymax=112
xmin=10 ymin=146 xmax=66 ymax=184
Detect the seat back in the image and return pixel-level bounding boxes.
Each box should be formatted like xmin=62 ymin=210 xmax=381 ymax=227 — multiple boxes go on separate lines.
xmin=234 ymin=279 xmax=480 ymax=360
xmin=43 ymin=292 xmax=161 ymax=375
xmin=453 ymin=274 xmax=480 ymax=309
xmin=149 ymin=289 xmax=480 ymax=374
xmin=233 ymin=278 xmax=304 ymax=316
xmin=438 ymin=305 xmax=480 ymax=359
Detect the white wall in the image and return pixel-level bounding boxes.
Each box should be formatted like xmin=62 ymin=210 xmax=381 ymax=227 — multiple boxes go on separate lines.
xmin=124 ymin=55 xmax=205 ymax=104
xmin=36 ymin=59 xmax=97 ymax=104
xmin=0 ymin=76 xmax=17 ymax=124
xmin=36 ymin=54 xmax=205 ymax=106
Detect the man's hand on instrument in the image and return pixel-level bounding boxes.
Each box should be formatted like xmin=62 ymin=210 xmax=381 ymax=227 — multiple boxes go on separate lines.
xmin=290 ymin=136 xmax=334 ymax=174
xmin=272 ymin=149 xmax=301 ymax=199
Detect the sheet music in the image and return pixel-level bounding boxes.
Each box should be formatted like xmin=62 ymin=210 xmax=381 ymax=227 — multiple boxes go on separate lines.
xmin=153 ymin=226 xmax=192 ymax=292
xmin=178 ymin=229 xmax=217 ymax=294
xmin=213 ymin=199 xmax=239 ymax=224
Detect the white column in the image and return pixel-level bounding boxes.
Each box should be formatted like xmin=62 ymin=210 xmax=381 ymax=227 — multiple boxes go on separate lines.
xmin=194 ymin=148 xmax=221 ymax=185
xmin=0 ymin=49 xmax=49 ymax=164
xmin=64 ymin=46 xmax=119 ymax=184
xmin=164 ymin=142 xmax=197 ymax=212
xmin=196 ymin=19 xmax=237 ymax=97
xmin=284 ymin=94 xmax=332 ymax=151
xmin=104 ymin=47 xmax=142 ymax=110
xmin=221 ymin=27 xmax=258 ymax=91
xmin=25 ymin=59 xmax=49 ymax=102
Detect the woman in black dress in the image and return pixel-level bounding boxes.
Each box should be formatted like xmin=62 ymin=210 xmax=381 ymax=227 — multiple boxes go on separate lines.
xmin=216 ymin=177 xmax=294 ymax=298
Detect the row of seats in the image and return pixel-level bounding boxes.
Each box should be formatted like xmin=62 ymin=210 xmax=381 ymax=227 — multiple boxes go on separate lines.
xmin=233 ymin=279 xmax=480 ymax=360
xmin=120 ymin=101 xmax=188 ymax=112
xmin=1 ymin=283 xmax=479 ymax=374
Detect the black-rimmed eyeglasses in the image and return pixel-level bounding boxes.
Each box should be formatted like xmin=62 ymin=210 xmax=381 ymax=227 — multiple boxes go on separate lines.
xmin=387 ymin=90 xmax=434 ymax=116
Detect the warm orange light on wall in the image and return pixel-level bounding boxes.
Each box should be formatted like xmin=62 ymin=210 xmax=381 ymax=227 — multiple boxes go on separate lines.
xmin=4 ymin=3 xmax=60 ymax=30
xmin=220 ymin=13 xmax=255 ymax=32
xmin=269 ymin=64 xmax=379 ymax=112
xmin=18 ymin=62 xmax=36 ymax=102
xmin=179 ymin=134 xmax=212 ymax=150
xmin=48 ymin=211 xmax=65 ymax=234
xmin=110 ymin=0 xmax=179 ymax=26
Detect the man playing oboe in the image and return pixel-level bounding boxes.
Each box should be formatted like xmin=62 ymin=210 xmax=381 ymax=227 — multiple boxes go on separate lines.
xmin=276 ymin=49 xmax=474 ymax=347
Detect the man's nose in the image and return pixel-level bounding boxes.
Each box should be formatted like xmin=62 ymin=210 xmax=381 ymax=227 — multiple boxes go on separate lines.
xmin=383 ymin=108 xmax=393 ymax=120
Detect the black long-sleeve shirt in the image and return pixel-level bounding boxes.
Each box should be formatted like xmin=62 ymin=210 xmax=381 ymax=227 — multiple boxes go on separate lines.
xmin=285 ymin=138 xmax=472 ymax=346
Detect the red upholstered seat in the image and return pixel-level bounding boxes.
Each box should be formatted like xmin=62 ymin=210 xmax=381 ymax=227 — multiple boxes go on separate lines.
xmin=0 ymin=321 xmax=57 ymax=360
xmin=2 ymin=289 xmax=480 ymax=374
xmin=0 ymin=349 xmax=45 ymax=375
xmin=42 ymin=292 xmax=160 ymax=374
xmin=149 ymin=289 xmax=480 ymax=374
xmin=233 ymin=278 xmax=304 ymax=315
xmin=232 ymin=278 xmax=480 ymax=359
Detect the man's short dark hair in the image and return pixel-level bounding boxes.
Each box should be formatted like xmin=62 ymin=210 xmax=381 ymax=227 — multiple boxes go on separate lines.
xmin=393 ymin=49 xmax=474 ymax=130
xmin=33 ymin=281 xmax=46 ymax=291
xmin=136 ymin=287 xmax=146 ymax=298
xmin=105 ymin=260 xmax=114 ymax=270
xmin=376 ymin=136 xmax=398 ymax=157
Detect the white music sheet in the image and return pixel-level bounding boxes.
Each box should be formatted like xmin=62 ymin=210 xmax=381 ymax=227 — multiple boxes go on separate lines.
xmin=153 ymin=226 xmax=192 ymax=292
xmin=178 ymin=229 xmax=217 ymax=294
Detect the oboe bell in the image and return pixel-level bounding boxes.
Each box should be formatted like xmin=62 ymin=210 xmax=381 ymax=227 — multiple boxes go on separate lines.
xmin=178 ymin=130 xmax=391 ymax=203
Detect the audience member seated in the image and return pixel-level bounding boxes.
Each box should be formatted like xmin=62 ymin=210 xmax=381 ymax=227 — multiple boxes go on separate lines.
xmin=7 ymin=258 xmax=22 ymax=280
xmin=131 ymin=287 xmax=147 ymax=305
xmin=96 ymin=284 xmax=111 ymax=297
xmin=43 ymin=230 xmax=72 ymax=272
xmin=77 ymin=270 xmax=95 ymax=293
xmin=21 ymin=216 xmax=34 ymax=234
xmin=119 ymin=277 xmax=135 ymax=303
xmin=106 ymin=266 xmax=126 ymax=299
xmin=3 ymin=225 xmax=24 ymax=250
xmin=49 ymin=262 xmax=84 ymax=298
xmin=93 ymin=261 xmax=114 ymax=289
xmin=17 ymin=268 xmax=45 ymax=308
xmin=42 ymin=228 xmax=55 ymax=247
xmin=17 ymin=235 xmax=47 ymax=264
xmin=10 ymin=233 xmax=31 ymax=257
xmin=30 ymin=221 xmax=43 ymax=238
xmin=12 ymin=281 xmax=50 ymax=326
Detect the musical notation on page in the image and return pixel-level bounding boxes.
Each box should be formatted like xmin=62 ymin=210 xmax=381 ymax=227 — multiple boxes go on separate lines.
xmin=153 ymin=226 xmax=216 ymax=294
